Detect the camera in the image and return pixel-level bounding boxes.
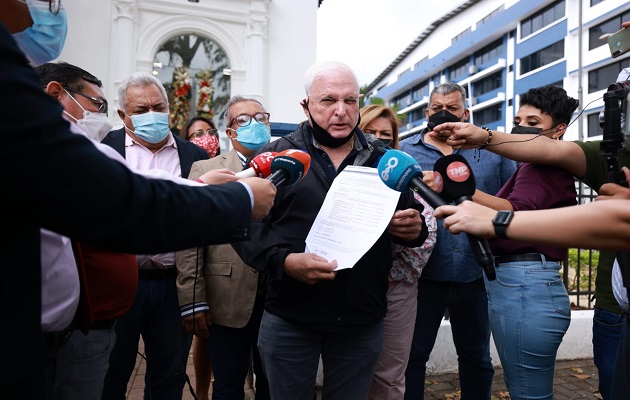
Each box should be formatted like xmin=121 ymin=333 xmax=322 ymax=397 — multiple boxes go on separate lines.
xmin=601 ymin=84 xmax=630 ymax=185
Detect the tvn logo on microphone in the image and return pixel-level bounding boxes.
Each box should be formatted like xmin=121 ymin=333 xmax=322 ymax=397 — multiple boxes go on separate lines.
xmin=446 ymin=161 xmax=470 ymax=182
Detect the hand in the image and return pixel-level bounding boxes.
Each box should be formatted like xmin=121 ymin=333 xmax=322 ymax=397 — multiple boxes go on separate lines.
xmin=387 ymin=208 xmax=422 ymax=241
xmin=429 ymin=122 xmax=488 ymax=150
xmin=422 ymin=171 xmax=438 ymax=192
xmin=181 ymin=311 xmax=212 ymax=337
xmin=284 ymin=253 xmax=337 ymax=285
xmin=434 ymin=200 xmax=497 ymax=238
xmin=198 ymin=168 xmax=238 ymax=185
xmin=239 ymin=177 xmax=277 ymax=219
xmin=597 ymin=167 xmax=630 ymax=200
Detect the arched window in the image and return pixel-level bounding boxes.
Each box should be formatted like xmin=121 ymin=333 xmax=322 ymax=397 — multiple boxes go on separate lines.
xmin=153 ymin=34 xmax=231 ymax=132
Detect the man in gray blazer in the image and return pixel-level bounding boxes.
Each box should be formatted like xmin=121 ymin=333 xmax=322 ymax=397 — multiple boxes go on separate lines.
xmin=177 ymin=95 xmax=273 ymax=400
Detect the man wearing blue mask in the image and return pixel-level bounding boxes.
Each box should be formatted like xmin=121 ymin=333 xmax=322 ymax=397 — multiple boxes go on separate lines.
xmin=176 ymin=95 xmax=272 ymax=400
xmin=101 ymin=72 xmax=210 ymax=400
xmin=0 ymin=1 xmax=278 ymax=400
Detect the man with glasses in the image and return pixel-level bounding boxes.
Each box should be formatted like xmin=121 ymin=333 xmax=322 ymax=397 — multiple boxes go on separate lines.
xmin=35 ymin=61 xmax=139 ymax=400
xmin=101 ymin=72 xmax=210 ymax=400
xmin=177 ymin=95 xmax=272 ymax=400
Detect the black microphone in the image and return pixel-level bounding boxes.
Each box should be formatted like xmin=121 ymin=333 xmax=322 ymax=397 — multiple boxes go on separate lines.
xmin=433 ymin=154 xmax=496 ymax=280
xmin=267 ymin=149 xmax=311 ymax=187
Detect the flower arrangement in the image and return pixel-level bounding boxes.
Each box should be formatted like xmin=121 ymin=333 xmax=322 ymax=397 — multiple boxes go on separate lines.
xmin=195 ymin=68 xmax=213 ymax=120
xmin=169 ymin=67 xmax=192 ymax=131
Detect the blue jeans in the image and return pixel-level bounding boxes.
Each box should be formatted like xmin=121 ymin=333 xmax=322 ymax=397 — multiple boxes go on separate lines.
xmin=102 ymin=275 xmax=191 ymax=400
xmin=209 ymin=294 xmax=269 ymax=400
xmin=593 ymin=307 xmax=624 ymax=400
xmin=257 ymin=311 xmax=384 ymax=400
xmin=53 ymin=326 xmax=116 ymax=400
xmin=405 ymin=277 xmax=494 ymax=400
xmin=486 ymin=258 xmax=571 ymax=400
xmin=611 ymin=315 xmax=630 ymax=400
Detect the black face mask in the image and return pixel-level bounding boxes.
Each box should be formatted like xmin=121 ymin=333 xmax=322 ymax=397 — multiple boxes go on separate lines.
xmin=428 ymin=110 xmax=464 ymax=128
xmin=378 ymin=139 xmax=393 ymax=148
xmin=510 ymin=125 xmax=543 ymax=135
xmin=302 ymin=99 xmax=357 ymax=148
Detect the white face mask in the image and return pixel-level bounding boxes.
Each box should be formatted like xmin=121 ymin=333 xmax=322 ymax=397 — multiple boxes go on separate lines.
xmin=63 ymin=89 xmax=113 ymax=142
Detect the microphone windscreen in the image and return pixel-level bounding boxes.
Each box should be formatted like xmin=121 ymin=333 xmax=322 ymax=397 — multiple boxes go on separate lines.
xmin=377 ymin=149 xmax=423 ymax=192
xmin=270 ymin=149 xmax=311 ymax=186
xmin=249 ymin=151 xmax=277 ymax=178
xmin=433 ymin=153 xmax=476 ymax=201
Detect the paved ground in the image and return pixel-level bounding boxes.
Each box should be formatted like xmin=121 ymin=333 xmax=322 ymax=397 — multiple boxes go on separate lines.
xmin=127 ymin=342 xmax=600 ymax=399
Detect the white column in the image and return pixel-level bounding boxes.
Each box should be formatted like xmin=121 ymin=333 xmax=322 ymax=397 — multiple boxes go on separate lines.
xmin=245 ymin=2 xmax=268 ymax=101
xmin=109 ymin=0 xmax=137 ymax=112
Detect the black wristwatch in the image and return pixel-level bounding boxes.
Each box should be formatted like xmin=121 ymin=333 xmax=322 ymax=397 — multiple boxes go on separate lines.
xmin=492 ymin=210 xmax=514 ymax=239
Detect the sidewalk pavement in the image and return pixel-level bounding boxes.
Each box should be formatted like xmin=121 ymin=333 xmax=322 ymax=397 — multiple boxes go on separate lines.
xmin=127 ymin=342 xmax=600 ymax=400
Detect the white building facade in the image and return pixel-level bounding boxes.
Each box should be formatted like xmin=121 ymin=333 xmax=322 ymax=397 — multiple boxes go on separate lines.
xmin=366 ymin=0 xmax=630 ymax=142
xmin=59 ymin=0 xmax=319 ymax=135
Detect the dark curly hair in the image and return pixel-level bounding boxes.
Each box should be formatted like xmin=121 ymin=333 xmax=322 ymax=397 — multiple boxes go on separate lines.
xmin=519 ymin=85 xmax=579 ymax=127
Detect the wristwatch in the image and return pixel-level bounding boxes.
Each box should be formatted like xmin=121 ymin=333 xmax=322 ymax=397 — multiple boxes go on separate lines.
xmin=492 ymin=210 xmax=514 ymax=239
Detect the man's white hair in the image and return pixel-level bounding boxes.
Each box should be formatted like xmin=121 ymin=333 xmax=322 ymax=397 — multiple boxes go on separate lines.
xmin=303 ymin=61 xmax=360 ymax=96
xmin=118 ymin=72 xmax=169 ymax=113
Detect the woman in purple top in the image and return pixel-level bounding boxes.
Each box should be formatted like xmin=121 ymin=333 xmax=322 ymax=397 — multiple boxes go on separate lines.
xmin=471 ymin=85 xmax=579 ymax=400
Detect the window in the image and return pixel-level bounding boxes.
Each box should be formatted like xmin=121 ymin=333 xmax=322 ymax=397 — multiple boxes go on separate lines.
xmin=589 ymin=10 xmax=630 ymax=50
xmin=520 ymin=40 xmax=564 ymax=75
xmin=450 ymin=58 xmax=469 ymax=81
xmin=411 ymin=80 xmax=430 ymax=101
xmin=473 ymin=104 xmax=502 ymax=126
xmin=588 ymin=58 xmax=630 ymax=93
xmin=590 ymin=0 xmax=606 ymax=6
xmin=473 ymin=71 xmax=503 ymax=96
xmin=393 ymin=92 xmax=412 ymax=108
xmin=587 ymin=112 xmax=602 ymax=137
xmin=521 ymin=0 xmax=565 ymax=38
xmin=474 ymin=39 xmax=504 ymax=66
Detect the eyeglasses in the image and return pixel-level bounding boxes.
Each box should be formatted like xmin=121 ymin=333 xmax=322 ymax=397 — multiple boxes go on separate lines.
xmin=228 ymin=112 xmax=270 ymax=128
xmin=63 ymin=86 xmax=108 ymax=115
xmin=16 ymin=0 xmax=61 ymax=15
xmin=188 ymin=128 xmax=218 ymax=139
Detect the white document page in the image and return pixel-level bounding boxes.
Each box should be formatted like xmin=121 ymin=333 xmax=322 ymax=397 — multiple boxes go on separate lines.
xmin=305 ymin=166 xmax=401 ymax=270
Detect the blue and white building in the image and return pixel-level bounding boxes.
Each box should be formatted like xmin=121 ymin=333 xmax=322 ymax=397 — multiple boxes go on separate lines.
xmin=365 ymin=0 xmax=630 ymax=141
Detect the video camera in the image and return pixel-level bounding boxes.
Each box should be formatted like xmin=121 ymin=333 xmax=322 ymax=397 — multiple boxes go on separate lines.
xmin=601 ymin=81 xmax=630 ymax=186
xmin=601 ymin=80 xmax=630 ymax=297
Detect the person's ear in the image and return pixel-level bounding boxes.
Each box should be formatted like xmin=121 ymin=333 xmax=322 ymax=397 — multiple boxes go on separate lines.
xmin=551 ymin=123 xmax=567 ymax=139
xmin=301 ymin=98 xmax=309 ymax=118
xmin=117 ymin=109 xmax=126 ymax=122
xmin=45 ymin=81 xmax=64 ymax=100
xmin=463 ymin=108 xmax=470 ymax=122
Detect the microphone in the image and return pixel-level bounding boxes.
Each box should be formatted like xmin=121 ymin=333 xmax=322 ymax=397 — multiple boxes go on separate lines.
xmin=235 ymin=151 xmax=277 ymax=178
xmin=377 ymin=149 xmax=496 ymax=280
xmin=433 ymin=154 xmax=496 ymax=280
xmin=267 ymin=149 xmax=311 ymax=187
xmin=427 ymin=122 xmax=436 ymax=131
xmin=377 ymin=149 xmax=449 ymax=210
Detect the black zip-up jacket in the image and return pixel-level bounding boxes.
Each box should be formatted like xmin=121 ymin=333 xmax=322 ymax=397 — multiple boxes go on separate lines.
xmin=233 ymin=122 xmax=428 ymax=327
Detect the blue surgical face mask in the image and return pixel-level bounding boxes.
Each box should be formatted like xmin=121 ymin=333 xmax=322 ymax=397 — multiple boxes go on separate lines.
xmin=235 ymin=120 xmax=271 ymax=150
xmin=12 ymin=0 xmax=68 ymax=66
xmin=125 ymin=111 xmax=171 ymax=144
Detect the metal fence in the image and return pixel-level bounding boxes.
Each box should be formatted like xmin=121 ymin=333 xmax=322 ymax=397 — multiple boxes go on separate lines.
xmin=562 ymin=180 xmax=599 ymax=309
